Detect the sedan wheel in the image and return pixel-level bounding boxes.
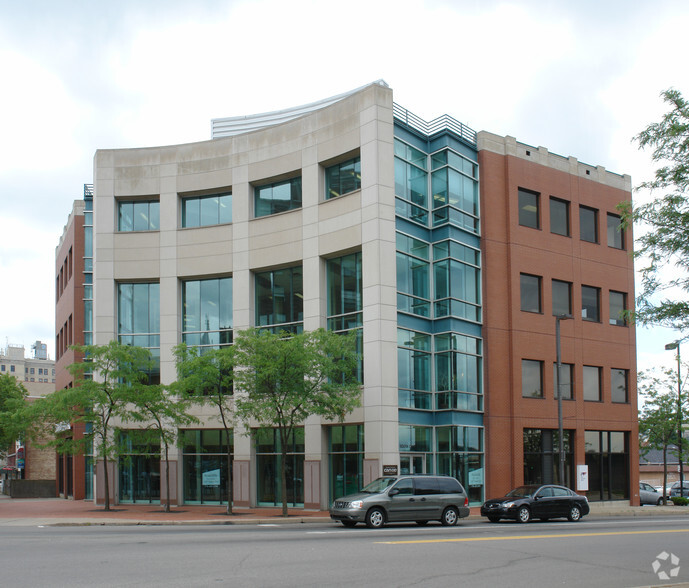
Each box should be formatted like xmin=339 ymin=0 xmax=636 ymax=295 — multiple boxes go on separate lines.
xmin=567 ymin=505 xmax=582 ymax=522
xmin=365 ymin=507 xmax=385 ymax=529
xmin=516 ymin=506 xmax=531 ymax=523
xmin=441 ymin=507 xmax=459 ymax=526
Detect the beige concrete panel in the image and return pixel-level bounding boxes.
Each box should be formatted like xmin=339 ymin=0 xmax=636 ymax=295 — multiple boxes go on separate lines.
xmin=249 ymin=241 xmax=303 ymax=270
xmin=318 ymin=191 xmax=362 ymax=220
xmin=175 ymin=169 xmax=234 ymax=194
xmin=113 ymin=260 xmax=160 ymax=280
xmin=176 ymin=254 xmax=233 ymax=278
xmin=111 ymin=148 xmax=163 ymax=168
xmin=247 ymin=152 xmax=302 ymax=183
xmin=95 ymin=149 xmax=115 ymax=169
xmin=113 ymin=178 xmax=161 ymax=197
xmin=316 ymin=129 xmax=361 ymax=164
xmin=318 ymin=226 xmax=362 ymax=257
xmin=177 ymin=155 xmax=232 ymax=175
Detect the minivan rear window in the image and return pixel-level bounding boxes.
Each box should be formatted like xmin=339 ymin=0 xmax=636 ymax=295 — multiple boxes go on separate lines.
xmin=437 ymin=477 xmax=462 ymax=494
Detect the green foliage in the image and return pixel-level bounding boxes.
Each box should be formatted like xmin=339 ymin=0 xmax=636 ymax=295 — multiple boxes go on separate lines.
xmin=233 ymin=328 xmax=361 ymax=515
xmin=0 ymin=374 xmax=28 ymax=458
xmin=623 ymin=88 xmax=689 ymax=328
xmin=26 ymin=341 xmax=155 ymax=510
xmin=638 ymin=365 xmax=688 ymax=505
xmin=671 ymin=496 xmax=689 ymax=506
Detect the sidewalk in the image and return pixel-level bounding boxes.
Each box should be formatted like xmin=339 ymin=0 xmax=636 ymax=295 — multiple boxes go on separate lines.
xmin=1 ymin=493 xmax=688 ymax=527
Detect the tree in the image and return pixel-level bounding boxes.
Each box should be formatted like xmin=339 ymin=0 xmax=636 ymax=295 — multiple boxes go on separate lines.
xmin=638 ymin=366 xmax=688 ymax=504
xmin=622 ymin=88 xmax=689 ymax=328
xmin=27 ymin=341 xmax=153 ymax=510
xmin=125 ymin=382 xmax=198 ymax=512
xmin=233 ymin=328 xmax=361 ymax=516
xmin=173 ymin=344 xmax=235 ymax=514
xmin=0 ymin=374 xmax=28 ymax=458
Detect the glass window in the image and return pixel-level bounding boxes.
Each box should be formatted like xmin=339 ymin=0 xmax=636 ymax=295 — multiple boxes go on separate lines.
xmin=583 ymin=366 xmax=601 ymax=401
xmin=518 ymin=188 xmax=540 ymax=229
xmin=523 ymin=428 xmax=573 ymax=487
xmin=255 ymin=427 xmax=304 ymax=507
xmin=520 ymin=274 xmax=542 ymax=313
xmin=397 ymin=235 xmax=430 ymax=318
xmin=435 ymin=333 xmax=482 ymax=412
xmin=522 ymin=359 xmax=543 ymax=398
xmin=182 ymin=277 xmax=233 ymax=351
xmin=607 ymin=213 xmax=624 ymax=249
xmin=553 ymin=363 xmax=573 ymax=400
xmin=550 ymin=197 xmax=570 ymax=236
xmin=182 ymin=429 xmax=234 ymax=504
xmin=609 ymin=291 xmax=627 ymax=326
xmin=117 ymin=200 xmax=159 ymax=232
xmin=325 ymin=157 xmax=361 ymax=199
xmin=395 ymin=139 xmax=428 ymax=216
xmin=329 ymin=424 xmax=364 ymax=501
xmin=254 ymin=177 xmax=302 ymax=218
xmin=327 ymin=252 xmax=363 ymax=382
xmin=580 ymin=206 xmax=598 ymax=243
xmin=182 ymin=193 xmax=232 ymax=227
xmin=552 ymin=280 xmax=572 ymax=317
xmin=398 ymin=329 xmax=431 ymax=410
xmin=255 ymin=266 xmax=303 ymax=333
xmin=117 ymin=282 xmax=160 ymax=384
xmin=581 ymin=285 xmax=600 ymax=322
xmin=611 ymin=369 xmax=628 ymax=403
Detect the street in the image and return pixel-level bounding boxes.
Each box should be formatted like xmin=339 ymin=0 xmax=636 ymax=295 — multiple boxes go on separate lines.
xmin=2 ymin=516 xmax=689 ymax=587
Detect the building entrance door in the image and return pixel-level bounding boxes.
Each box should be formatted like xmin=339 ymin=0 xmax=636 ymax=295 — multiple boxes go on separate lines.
xmin=400 ymin=454 xmax=426 ymax=475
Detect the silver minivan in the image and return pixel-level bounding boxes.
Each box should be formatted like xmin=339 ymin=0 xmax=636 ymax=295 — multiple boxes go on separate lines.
xmin=329 ymin=475 xmax=470 ymax=528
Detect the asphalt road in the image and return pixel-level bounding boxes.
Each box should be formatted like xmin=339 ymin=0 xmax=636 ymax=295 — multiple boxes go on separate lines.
xmin=3 ymin=516 xmax=689 ymax=587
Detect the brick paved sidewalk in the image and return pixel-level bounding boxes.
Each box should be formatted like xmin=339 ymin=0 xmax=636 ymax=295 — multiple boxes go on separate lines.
xmin=0 ymin=493 xmax=331 ymax=526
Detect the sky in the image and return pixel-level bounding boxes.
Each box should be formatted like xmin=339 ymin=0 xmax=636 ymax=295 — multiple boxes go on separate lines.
xmin=0 ymin=0 xmax=687 ymax=376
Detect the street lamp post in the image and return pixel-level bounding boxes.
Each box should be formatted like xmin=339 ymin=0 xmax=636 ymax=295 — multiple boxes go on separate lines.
xmin=556 ymin=314 xmax=573 ymax=486
xmin=665 ymin=340 xmax=684 ymax=497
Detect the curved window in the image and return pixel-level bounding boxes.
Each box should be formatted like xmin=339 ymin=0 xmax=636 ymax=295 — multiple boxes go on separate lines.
xmin=182 ymin=193 xmax=232 ymax=227
xmin=255 ymin=177 xmax=301 ymax=217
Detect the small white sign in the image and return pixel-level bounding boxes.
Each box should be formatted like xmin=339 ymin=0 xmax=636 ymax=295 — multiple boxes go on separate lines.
xmin=202 ymin=469 xmax=221 ymax=487
xmin=576 ymin=465 xmax=589 ymax=491
xmin=468 ymin=467 xmax=484 ymax=487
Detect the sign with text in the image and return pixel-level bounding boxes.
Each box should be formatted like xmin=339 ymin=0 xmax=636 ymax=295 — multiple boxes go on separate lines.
xmin=382 ymin=465 xmax=398 ymax=476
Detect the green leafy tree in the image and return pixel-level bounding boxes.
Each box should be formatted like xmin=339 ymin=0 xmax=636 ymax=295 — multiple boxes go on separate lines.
xmin=125 ymin=383 xmax=198 ymax=512
xmin=27 ymin=341 xmax=153 ymax=510
xmin=0 ymin=374 xmax=28 ymax=458
xmin=173 ymin=343 xmax=235 ymax=514
xmin=233 ymin=328 xmax=361 ymax=516
xmin=622 ymin=88 xmax=689 ymax=328
xmin=638 ymin=366 xmax=688 ymax=504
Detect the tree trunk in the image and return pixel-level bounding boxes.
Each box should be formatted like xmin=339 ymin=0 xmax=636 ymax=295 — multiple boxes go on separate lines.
xmin=163 ymin=442 xmax=171 ymax=513
xmin=103 ymin=454 xmax=110 ymax=511
xmin=281 ymin=444 xmax=288 ymax=517
xmin=663 ymin=445 xmax=668 ymax=505
xmin=226 ymin=442 xmax=233 ymax=515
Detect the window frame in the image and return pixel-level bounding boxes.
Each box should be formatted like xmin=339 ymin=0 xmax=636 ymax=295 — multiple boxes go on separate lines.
xmin=520 ymin=273 xmax=542 ymax=314
xmin=553 ymin=362 xmax=574 ymax=400
xmin=611 ymin=368 xmax=629 ymax=403
xmin=552 ymin=279 xmax=572 ymax=317
xmin=518 ymin=188 xmax=540 ymax=229
xmin=254 ymin=176 xmax=302 ymax=218
xmin=522 ymin=359 xmax=544 ymax=398
xmin=181 ymin=192 xmax=232 ymax=228
xmin=581 ymin=285 xmax=601 ymax=322
xmin=325 ymin=156 xmax=361 ymax=200
xmin=549 ymin=197 xmax=570 ymax=237
xmin=583 ymin=365 xmax=602 ymax=402
xmin=579 ymin=205 xmax=599 ymax=243
xmin=117 ymin=199 xmax=160 ymax=232
xmin=606 ymin=213 xmax=624 ymax=249
xmin=609 ymin=291 xmax=627 ymax=326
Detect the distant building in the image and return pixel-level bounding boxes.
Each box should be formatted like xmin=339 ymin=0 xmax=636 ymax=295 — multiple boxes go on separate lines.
xmin=0 ymin=342 xmax=55 ymax=484
xmin=69 ymin=81 xmax=636 ymax=508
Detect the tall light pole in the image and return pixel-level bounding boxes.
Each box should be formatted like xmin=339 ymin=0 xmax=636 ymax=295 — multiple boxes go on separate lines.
xmin=665 ymin=340 xmax=684 ymax=496
xmin=556 ymin=314 xmax=573 ymax=486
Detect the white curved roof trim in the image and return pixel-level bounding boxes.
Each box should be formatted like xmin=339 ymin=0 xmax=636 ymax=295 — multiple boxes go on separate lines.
xmin=211 ymin=80 xmax=389 ymax=138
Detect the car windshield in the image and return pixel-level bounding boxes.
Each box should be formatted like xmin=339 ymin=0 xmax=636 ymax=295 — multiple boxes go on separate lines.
xmin=505 ymin=485 xmax=540 ymax=498
xmin=360 ymin=477 xmax=397 ymax=493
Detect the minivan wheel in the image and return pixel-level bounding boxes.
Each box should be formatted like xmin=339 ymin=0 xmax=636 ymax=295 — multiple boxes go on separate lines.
xmin=441 ymin=506 xmax=459 ymax=526
xmin=567 ymin=505 xmax=582 ymax=522
xmin=365 ymin=507 xmax=385 ymax=528
xmin=516 ymin=506 xmax=531 ymax=523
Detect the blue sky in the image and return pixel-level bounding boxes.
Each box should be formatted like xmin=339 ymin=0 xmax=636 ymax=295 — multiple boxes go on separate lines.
xmin=1 ymin=0 xmax=687 ymax=374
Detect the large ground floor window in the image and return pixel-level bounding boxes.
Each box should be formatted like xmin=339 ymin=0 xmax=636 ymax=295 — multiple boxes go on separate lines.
xmin=255 ymin=428 xmax=304 ymax=507
xmin=436 ymin=425 xmax=484 ymax=505
xmin=523 ymin=428 xmax=574 ymax=488
xmin=182 ymin=429 xmax=233 ymax=504
xmin=585 ymin=430 xmax=629 ymax=501
xmin=328 ymin=424 xmax=364 ymax=502
xmin=118 ymin=431 xmax=160 ymax=504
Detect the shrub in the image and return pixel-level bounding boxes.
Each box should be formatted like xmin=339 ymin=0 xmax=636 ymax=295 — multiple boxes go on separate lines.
xmin=670 ymin=496 xmax=689 ymax=506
